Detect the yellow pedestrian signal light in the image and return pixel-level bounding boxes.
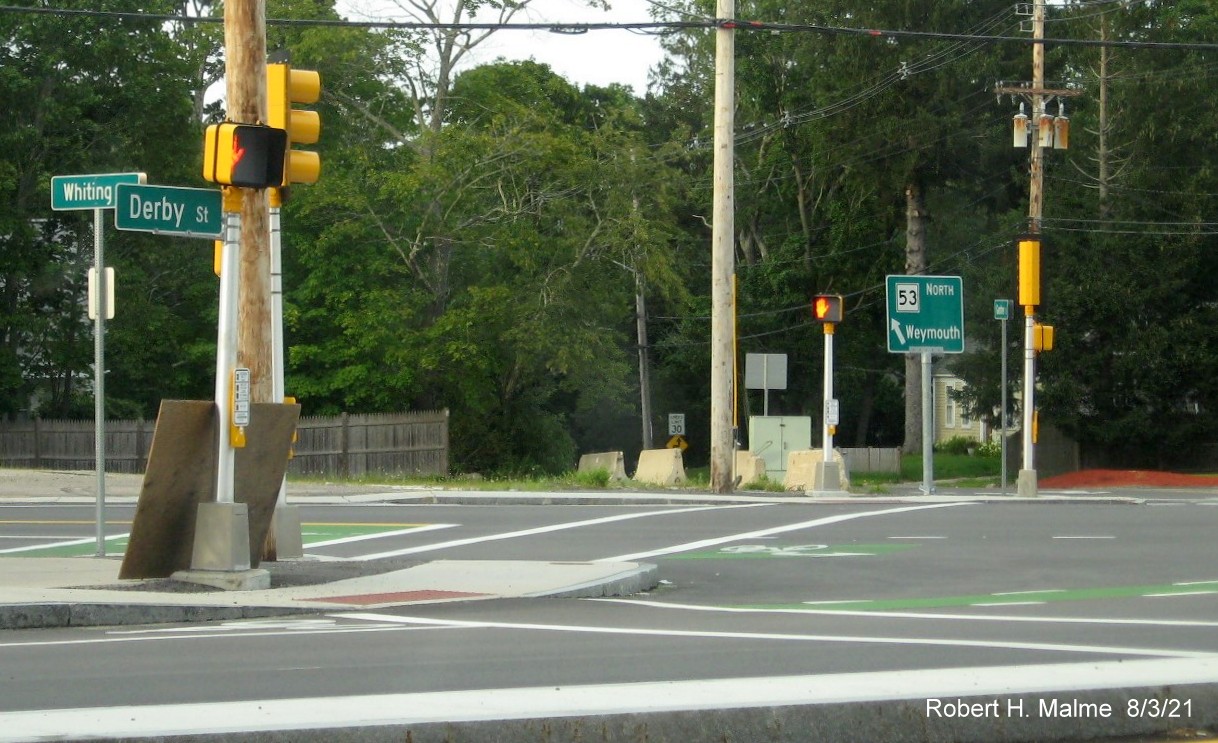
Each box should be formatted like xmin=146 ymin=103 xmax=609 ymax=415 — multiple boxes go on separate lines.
xmin=203 ymin=123 xmax=287 ymax=189
xmin=812 ymin=294 xmax=844 ymax=323
xmin=267 ymin=62 xmax=321 ymax=186
xmin=1032 ymin=323 xmax=1055 ymax=352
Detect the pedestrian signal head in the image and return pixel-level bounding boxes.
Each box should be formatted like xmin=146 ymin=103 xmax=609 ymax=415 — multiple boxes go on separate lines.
xmin=203 ymin=123 xmax=287 ymax=189
xmin=812 ymin=294 xmax=844 ymax=323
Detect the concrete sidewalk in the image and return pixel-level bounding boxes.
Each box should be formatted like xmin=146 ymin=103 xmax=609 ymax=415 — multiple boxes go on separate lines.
xmin=0 ymin=555 xmax=659 ymax=629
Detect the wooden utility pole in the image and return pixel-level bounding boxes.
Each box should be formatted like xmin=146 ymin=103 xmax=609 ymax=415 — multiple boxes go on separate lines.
xmin=709 ymin=2 xmax=736 ymax=493
xmin=635 ymin=271 xmax=654 ymax=452
xmin=226 ymin=0 xmax=274 ymax=404
xmin=903 ymin=182 xmax=928 ymax=455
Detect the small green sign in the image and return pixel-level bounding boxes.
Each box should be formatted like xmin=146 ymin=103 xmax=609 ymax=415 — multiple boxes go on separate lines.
xmin=114 ymin=184 xmax=223 ymax=238
xmin=51 ymin=172 xmax=146 ymax=211
xmin=886 ymin=275 xmax=965 ymax=354
xmin=994 ymin=299 xmax=1013 ymax=321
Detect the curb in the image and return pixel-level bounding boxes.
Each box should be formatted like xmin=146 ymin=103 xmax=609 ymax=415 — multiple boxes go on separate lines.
xmin=0 ymin=602 xmax=319 ymax=630
xmin=0 ymin=561 xmax=663 ymax=631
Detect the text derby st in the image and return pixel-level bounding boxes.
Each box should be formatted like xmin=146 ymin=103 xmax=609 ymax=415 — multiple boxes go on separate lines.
xmin=114 ymin=184 xmax=223 ymax=239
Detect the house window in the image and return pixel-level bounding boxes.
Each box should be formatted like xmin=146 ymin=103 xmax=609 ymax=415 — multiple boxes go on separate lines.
xmin=945 ymin=384 xmax=957 ymax=428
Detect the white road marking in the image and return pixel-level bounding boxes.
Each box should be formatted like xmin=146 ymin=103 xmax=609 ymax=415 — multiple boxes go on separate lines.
xmin=970 ymin=601 xmax=1045 ymax=607
xmin=1052 ymin=535 xmax=1115 ymax=540
xmin=992 ymin=589 xmax=1066 ymax=596
xmin=305 ymin=523 xmax=457 ymax=549
xmin=887 ymin=535 xmax=946 ymax=540
xmin=594 ymin=598 xmax=1218 ymax=628
xmin=0 ymin=532 xmax=130 ymax=555
xmin=357 ymin=504 xmax=770 ymax=560
xmin=0 ymin=623 xmax=465 ymax=649
xmin=596 ymin=502 xmax=974 ymax=562
xmin=0 ymin=535 xmax=84 ymax=540
xmin=337 ymin=612 xmax=1215 ymax=659
xmin=4 ymin=657 xmax=1218 ymax=741
xmin=1144 ymin=591 xmax=1218 ymax=598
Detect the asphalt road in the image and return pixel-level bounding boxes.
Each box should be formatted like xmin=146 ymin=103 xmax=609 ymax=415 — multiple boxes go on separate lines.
xmin=2 ymin=495 xmax=1217 ymax=741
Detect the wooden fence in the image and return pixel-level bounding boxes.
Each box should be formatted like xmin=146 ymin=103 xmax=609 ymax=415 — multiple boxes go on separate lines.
xmin=0 ymin=409 xmax=449 ymax=478
xmin=289 ymin=411 xmax=449 ymax=478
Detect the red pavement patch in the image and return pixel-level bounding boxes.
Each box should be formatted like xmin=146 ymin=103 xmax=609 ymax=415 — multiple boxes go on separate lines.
xmin=306 ymin=589 xmax=489 ymax=605
xmin=1040 ymin=469 xmax=1218 ymax=489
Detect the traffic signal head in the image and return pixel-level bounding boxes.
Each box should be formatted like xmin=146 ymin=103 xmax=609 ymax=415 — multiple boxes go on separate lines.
xmin=812 ymin=294 xmax=844 ymax=323
xmin=203 ymin=123 xmax=287 ymax=189
xmin=267 ymin=62 xmax=321 ymax=186
xmin=1018 ymin=235 xmax=1041 ymax=307
xmin=1032 ymin=323 xmax=1055 ymax=352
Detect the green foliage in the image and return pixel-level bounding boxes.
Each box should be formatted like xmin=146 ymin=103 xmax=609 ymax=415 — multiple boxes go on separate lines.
xmin=935 ymin=436 xmax=978 ymax=456
xmin=976 ymin=441 xmax=1001 ymax=458
xmin=569 ymin=468 xmax=611 ymax=489
xmin=741 ymin=474 xmax=786 ymax=493
xmin=900 ymin=453 xmax=1000 ymax=482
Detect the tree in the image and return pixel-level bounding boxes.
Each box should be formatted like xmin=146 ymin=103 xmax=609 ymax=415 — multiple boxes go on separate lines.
xmin=649 ymin=0 xmax=1017 ymax=450
xmin=285 ymin=60 xmax=688 ymax=472
xmin=0 ymin=0 xmax=206 ymax=418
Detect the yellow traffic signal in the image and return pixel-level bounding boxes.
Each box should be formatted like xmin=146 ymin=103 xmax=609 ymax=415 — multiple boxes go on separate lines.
xmin=1018 ymin=235 xmax=1041 ymax=307
xmin=812 ymin=294 xmax=844 ymax=323
xmin=267 ymin=62 xmax=321 ymax=186
xmin=1032 ymin=323 xmax=1055 ymax=352
xmin=203 ymin=123 xmax=287 ymax=189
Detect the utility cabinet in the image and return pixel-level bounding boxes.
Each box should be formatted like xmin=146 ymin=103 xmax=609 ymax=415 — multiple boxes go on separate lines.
xmin=747 ymin=416 xmax=812 ymax=480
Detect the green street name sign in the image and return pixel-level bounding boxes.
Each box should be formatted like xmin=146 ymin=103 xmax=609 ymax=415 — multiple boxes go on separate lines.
xmin=51 ymin=172 xmax=146 ymax=211
xmin=886 ymin=275 xmax=965 ymax=354
xmin=114 ymin=184 xmax=223 ymax=238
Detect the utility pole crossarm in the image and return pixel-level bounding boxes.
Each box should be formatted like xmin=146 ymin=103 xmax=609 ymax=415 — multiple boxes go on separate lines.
xmin=995 ymin=86 xmax=1082 ymax=98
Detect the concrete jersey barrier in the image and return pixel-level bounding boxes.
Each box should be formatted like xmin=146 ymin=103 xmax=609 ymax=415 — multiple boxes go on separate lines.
xmin=735 ymin=451 xmax=767 ymax=486
xmin=577 ymin=452 xmax=629 ymax=482
xmin=784 ymin=448 xmax=850 ymax=492
xmin=633 ymin=449 xmax=686 ymax=487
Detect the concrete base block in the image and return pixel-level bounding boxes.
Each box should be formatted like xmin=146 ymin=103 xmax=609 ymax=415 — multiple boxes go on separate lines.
xmin=191 ymin=502 xmax=252 ymax=572
xmin=171 ymin=568 xmax=271 ymax=591
xmin=1017 ymin=469 xmax=1038 ymax=498
xmin=814 ymin=460 xmax=840 ymax=489
xmin=267 ymin=505 xmax=304 ymax=560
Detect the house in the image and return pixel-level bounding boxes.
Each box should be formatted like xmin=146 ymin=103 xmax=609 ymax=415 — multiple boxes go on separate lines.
xmin=933 ymin=369 xmax=1020 ymax=446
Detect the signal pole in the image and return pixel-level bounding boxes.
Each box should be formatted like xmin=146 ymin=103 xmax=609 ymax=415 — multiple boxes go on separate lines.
xmin=995 ymin=0 xmax=1077 ymax=498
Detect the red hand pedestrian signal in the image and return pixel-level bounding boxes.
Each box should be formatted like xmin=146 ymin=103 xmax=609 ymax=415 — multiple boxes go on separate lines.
xmin=812 ymin=294 xmax=843 ymax=323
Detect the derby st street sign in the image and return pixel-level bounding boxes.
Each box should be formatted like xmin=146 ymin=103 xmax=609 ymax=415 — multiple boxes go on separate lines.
xmin=114 ymin=183 xmax=222 ymax=238
xmin=886 ymin=275 xmax=965 ymax=354
xmin=51 ymin=172 xmax=146 ymax=211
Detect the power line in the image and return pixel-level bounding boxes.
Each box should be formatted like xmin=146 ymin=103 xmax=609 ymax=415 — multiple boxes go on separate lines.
xmin=3 ymin=5 xmax=1218 ymax=51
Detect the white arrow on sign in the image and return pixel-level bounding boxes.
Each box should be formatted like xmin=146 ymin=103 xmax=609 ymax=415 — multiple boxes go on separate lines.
xmin=889 ymin=318 xmax=906 ymax=345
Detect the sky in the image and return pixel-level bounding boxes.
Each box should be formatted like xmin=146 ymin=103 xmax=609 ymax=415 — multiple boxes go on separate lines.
xmin=468 ymin=0 xmax=670 ymax=93
xmin=343 ymin=0 xmax=672 ymax=94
